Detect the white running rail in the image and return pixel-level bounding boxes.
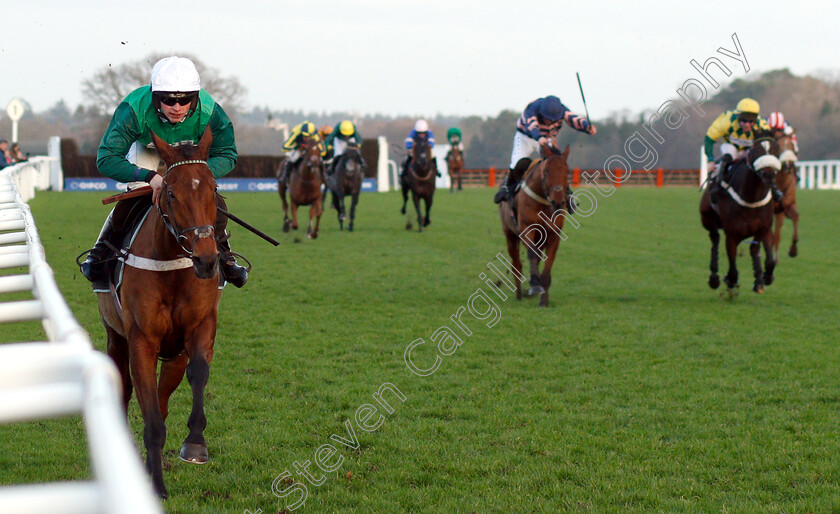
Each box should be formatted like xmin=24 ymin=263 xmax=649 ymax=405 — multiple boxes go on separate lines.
xmin=0 ymin=160 xmax=161 ymax=514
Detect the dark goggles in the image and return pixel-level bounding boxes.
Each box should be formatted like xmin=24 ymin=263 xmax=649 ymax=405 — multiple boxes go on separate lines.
xmin=159 ymin=94 xmax=197 ymax=107
xmin=738 ymin=115 xmax=757 ymax=124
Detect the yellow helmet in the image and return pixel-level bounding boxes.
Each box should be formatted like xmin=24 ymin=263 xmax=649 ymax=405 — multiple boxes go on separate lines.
xmin=339 ymin=120 xmax=354 ymax=136
xmin=300 ymin=121 xmax=317 ymax=136
xmin=735 ymin=98 xmax=760 ymax=115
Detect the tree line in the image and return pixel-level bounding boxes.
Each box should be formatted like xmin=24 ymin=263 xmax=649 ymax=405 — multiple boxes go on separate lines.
xmin=2 ymin=58 xmax=837 ymax=171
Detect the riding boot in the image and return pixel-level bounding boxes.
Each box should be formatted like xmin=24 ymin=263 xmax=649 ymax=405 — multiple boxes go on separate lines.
xmin=279 ymin=160 xmax=292 ymax=185
xmin=493 ymin=169 xmax=516 ymax=204
xmin=566 ymin=185 xmax=577 ymax=215
xmin=80 ymin=211 xmax=117 ymax=282
xmin=710 ymin=156 xmax=732 ymax=205
xmin=218 ymin=237 xmax=248 ymax=288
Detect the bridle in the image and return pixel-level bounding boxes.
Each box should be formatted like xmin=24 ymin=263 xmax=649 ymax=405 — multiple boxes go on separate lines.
xmin=521 ymin=152 xmax=566 ymax=209
xmin=158 ymin=159 xmax=217 ymax=255
xmin=410 ymin=140 xmax=435 ymax=181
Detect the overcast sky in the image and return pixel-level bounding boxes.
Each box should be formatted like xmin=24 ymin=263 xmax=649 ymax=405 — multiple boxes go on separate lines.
xmin=0 ymin=0 xmax=830 ymax=121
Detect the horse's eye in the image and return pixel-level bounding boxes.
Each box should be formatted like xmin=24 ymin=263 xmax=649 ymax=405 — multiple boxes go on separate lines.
xmin=167 ymin=190 xmax=176 ymax=200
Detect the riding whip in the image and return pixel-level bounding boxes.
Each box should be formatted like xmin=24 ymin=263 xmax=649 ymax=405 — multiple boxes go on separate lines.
xmin=102 ymin=187 xmax=280 ymax=246
xmin=576 ymin=72 xmax=591 ymax=122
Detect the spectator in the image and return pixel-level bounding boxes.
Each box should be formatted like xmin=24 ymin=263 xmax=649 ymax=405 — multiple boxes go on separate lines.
xmin=0 ymin=140 xmax=9 ymax=169
xmin=9 ymin=143 xmax=27 ymax=163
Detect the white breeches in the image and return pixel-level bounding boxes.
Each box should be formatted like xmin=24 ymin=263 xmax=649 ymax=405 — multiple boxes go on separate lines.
xmin=510 ymin=131 xmax=540 ymax=169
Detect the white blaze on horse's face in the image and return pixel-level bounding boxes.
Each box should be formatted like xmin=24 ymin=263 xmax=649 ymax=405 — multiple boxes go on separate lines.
xmin=192 ymin=178 xmax=200 ymax=191
xmin=761 ymin=141 xmax=770 ymax=152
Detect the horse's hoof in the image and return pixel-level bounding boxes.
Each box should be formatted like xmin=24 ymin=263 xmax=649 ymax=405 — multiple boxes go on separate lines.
xmin=763 ymin=273 xmax=774 ymax=286
xmin=423 ymin=218 xmax=431 ymax=227
xmin=527 ymin=286 xmax=545 ymax=297
xmin=282 ymin=220 xmax=291 ymax=233
xmin=400 ymin=207 xmax=406 ymax=215
xmin=405 ymin=223 xmax=412 ymax=230
xmin=155 ymin=484 xmax=169 ymax=500
xmin=308 ymin=232 xmax=318 ymax=239
xmin=179 ymin=443 xmax=209 ymax=464
xmin=348 ymin=224 xmax=354 ymax=232
xmin=753 ymin=283 xmax=765 ymax=294
xmin=708 ymin=275 xmax=720 ymax=289
xmin=789 ymin=247 xmax=798 ymax=258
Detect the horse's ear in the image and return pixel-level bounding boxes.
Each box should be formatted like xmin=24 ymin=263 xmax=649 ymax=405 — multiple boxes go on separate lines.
xmin=197 ymin=125 xmax=213 ymax=159
xmin=563 ymin=145 xmax=570 ymax=159
xmin=150 ymin=131 xmax=177 ymax=164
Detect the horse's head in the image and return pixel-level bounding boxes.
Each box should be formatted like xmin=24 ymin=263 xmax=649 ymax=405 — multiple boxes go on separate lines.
xmin=412 ymin=137 xmax=430 ymax=166
xmin=342 ymin=147 xmax=362 ymax=176
xmin=541 ymin=144 xmax=571 ymax=212
xmin=748 ymin=132 xmax=782 ymax=189
xmin=151 ymin=126 xmax=219 ymax=279
xmin=775 ymin=133 xmax=798 ymax=174
xmin=302 ymin=136 xmax=323 ymax=170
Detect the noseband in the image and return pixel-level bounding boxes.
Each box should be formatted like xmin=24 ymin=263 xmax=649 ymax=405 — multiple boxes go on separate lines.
xmin=158 ymin=159 xmax=217 ymax=256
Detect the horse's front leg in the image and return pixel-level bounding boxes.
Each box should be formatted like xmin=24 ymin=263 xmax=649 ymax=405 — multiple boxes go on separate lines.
xmin=348 ymin=192 xmax=359 ymax=232
xmin=505 ymin=232 xmax=524 ymax=300
xmin=538 ymin=237 xmax=560 ymax=307
xmin=129 ymin=336 xmax=169 ymax=498
xmin=158 ymin=352 xmax=188 ymax=422
xmin=526 ymin=247 xmax=544 ymax=297
xmin=180 ymin=318 xmax=218 ymax=465
xmin=290 ymin=202 xmax=299 ymax=231
xmin=761 ymin=230 xmax=777 ymax=289
xmin=723 ymin=233 xmax=739 ymax=291
xmin=400 ymin=181 xmax=409 ymax=215
xmin=308 ymin=197 xmax=323 ymax=239
xmin=105 ymin=327 xmax=132 ymax=411
xmin=749 ymin=240 xmax=765 ymax=293
xmin=413 ymin=192 xmax=423 ymax=232
xmin=423 ymin=193 xmax=433 ymax=227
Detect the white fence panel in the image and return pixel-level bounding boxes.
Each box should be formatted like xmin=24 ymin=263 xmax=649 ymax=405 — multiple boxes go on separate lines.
xmin=798 ymin=160 xmax=840 ymax=190
xmin=0 ymin=162 xmax=161 ymax=514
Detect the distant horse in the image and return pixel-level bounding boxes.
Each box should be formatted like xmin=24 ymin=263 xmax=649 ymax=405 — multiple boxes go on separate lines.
xmin=96 ymin=128 xmax=222 ymax=498
xmin=447 ymin=146 xmax=464 ymax=192
xmin=279 ymin=136 xmax=324 ymax=239
xmin=700 ymin=134 xmax=781 ymax=294
xmin=499 ymin=144 xmax=570 ymax=307
xmin=773 ymin=133 xmax=800 ymax=257
xmin=324 ymin=143 xmax=364 ymax=231
xmin=400 ymin=138 xmax=436 ymax=232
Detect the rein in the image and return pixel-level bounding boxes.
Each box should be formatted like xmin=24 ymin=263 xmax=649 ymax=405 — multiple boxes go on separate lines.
xmin=721 ymin=150 xmax=781 ymax=209
xmin=521 ymin=157 xmax=565 ymax=208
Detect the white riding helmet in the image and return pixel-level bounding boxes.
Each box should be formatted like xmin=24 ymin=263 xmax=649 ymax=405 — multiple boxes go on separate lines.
xmin=151 ymin=56 xmax=201 ymax=93
xmin=415 ymin=119 xmax=429 ymax=132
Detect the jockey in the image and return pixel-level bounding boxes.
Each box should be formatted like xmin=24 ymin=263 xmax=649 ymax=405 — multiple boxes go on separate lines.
xmin=278 ymin=121 xmax=327 ymax=184
xmin=400 ymin=119 xmax=440 ymax=184
xmin=324 ymin=120 xmax=363 ymax=175
xmin=493 ymin=95 xmax=596 ymax=209
xmin=445 ymin=127 xmax=464 ymax=161
xmin=79 ymin=56 xmax=248 ymax=288
xmin=705 ymin=98 xmax=782 ymax=204
xmin=767 ymin=111 xmax=799 ymax=154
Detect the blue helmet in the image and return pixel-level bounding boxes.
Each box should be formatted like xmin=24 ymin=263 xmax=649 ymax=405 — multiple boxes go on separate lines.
xmin=538 ymin=96 xmax=564 ymax=120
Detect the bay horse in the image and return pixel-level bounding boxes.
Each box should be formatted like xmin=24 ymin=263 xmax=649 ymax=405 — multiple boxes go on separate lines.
xmin=700 ymin=134 xmax=781 ymax=294
xmin=279 ymin=136 xmax=324 ymax=239
xmin=400 ymin=137 xmax=436 ymax=232
xmin=773 ymin=133 xmax=800 ymax=257
xmin=499 ymin=144 xmax=570 ymax=307
xmin=324 ymin=143 xmax=364 ymax=231
xmin=96 ymin=128 xmax=222 ymax=498
xmin=447 ymin=146 xmax=464 ymax=192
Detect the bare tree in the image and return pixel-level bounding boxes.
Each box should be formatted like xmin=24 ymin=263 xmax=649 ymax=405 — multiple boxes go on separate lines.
xmin=81 ymin=53 xmax=247 ymax=117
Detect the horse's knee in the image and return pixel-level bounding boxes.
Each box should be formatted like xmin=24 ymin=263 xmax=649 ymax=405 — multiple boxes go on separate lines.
xmin=186 ymin=359 xmax=209 ymax=386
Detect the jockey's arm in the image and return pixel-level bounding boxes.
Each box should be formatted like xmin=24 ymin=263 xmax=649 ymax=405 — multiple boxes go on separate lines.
xmin=205 ymin=104 xmax=237 ymax=178
xmin=96 ymin=103 xmax=153 ymax=183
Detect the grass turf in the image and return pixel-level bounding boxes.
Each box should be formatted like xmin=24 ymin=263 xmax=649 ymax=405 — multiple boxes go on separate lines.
xmin=1 ymin=186 xmax=839 ymax=512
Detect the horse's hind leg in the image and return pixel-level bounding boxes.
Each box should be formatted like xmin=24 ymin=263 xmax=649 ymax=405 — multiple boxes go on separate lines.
xmin=504 ymin=229 xmax=524 ymax=300
xmin=772 ymin=211 xmax=784 ymax=260
xmin=526 ymin=247 xmax=545 ymax=298
xmin=129 ymin=339 xmax=169 ymax=498
xmin=158 ymin=352 xmax=188 ymax=422
xmin=307 ymin=199 xmax=323 ymax=239
xmin=400 ymin=182 xmax=409 ymax=215
xmin=280 ymin=185 xmax=291 ymax=233
xmin=723 ymin=234 xmax=739 ymax=291
xmin=788 ymin=203 xmax=800 ymax=257
xmin=291 ymin=202 xmax=300 ymax=231
xmin=749 ymin=240 xmax=766 ymax=293
xmin=105 ymin=327 xmax=132 ymax=411
xmin=761 ymin=231 xmax=777 ymax=288
xmin=707 ymin=228 xmax=721 ymax=289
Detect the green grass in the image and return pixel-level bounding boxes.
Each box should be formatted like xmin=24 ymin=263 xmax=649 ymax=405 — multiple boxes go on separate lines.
xmin=2 ymin=186 xmax=840 ymax=513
